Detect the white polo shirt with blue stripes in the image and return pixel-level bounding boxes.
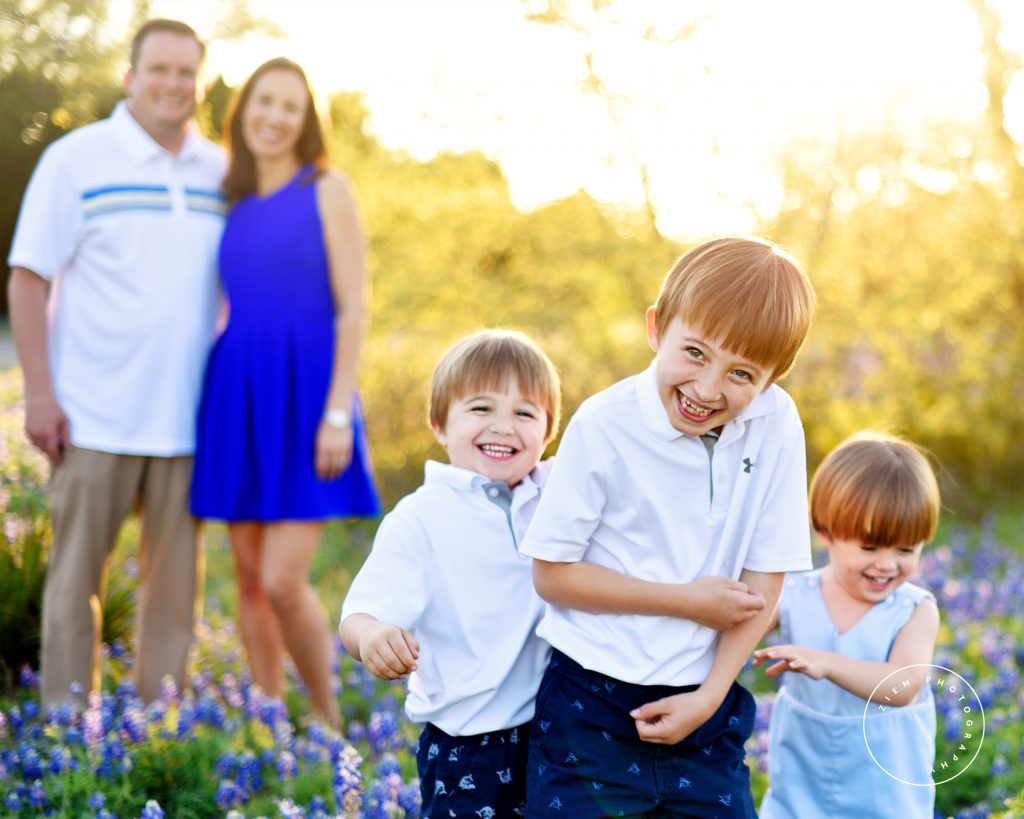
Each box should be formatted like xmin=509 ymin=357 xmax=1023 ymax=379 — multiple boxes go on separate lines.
xmin=8 ymin=101 xmax=226 ymax=456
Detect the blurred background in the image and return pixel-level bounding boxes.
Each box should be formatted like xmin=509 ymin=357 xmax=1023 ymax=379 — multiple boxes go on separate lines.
xmin=2 ymin=0 xmax=1023 ymax=517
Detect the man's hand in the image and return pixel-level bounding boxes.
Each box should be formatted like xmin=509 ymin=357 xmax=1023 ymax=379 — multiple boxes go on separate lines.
xmin=684 ymin=576 xmax=766 ymax=630
xmin=24 ymin=391 xmax=70 ymax=464
xmin=358 ymin=619 xmax=420 ymax=681
xmin=752 ymin=644 xmax=830 ymax=680
xmin=631 ymin=688 xmax=717 ymax=745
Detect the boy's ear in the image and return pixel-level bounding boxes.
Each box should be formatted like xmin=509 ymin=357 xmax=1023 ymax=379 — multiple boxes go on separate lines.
xmin=430 ymin=422 xmax=447 ymax=449
xmin=645 ymin=306 xmax=660 ymax=353
xmin=815 ymin=530 xmax=833 ymax=546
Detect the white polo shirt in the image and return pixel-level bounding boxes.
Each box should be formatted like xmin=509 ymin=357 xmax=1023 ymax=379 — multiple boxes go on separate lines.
xmin=8 ymin=101 xmax=225 ymax=456
xmin=340 ymin=460 xmax=552 ymax=736
xmin=520 ymin=362 xmax=812 ymax=686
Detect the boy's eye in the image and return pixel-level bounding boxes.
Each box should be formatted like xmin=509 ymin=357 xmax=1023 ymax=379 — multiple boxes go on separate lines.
xmin=516 ymin=410 xmax=536 ymax=419
xmin=469 ymin=405 xmax=490 ymax=413
xmin=733 ymin=370 xmax=752 ymax=382
xmin=685 ymin=347 xmax=704 ymax=359
xmin=898 ymin=547 xmax=917 ymax=554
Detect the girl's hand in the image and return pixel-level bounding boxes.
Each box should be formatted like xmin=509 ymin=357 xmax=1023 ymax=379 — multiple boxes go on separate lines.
xmin=315 ymin=422 xmax=353 ymax=480
xmin=358 ymin=620 xmax=420 ymax=681
xmin=630 ymin=688 xmax=717 ymax=745
xmin=752 ymin=644 xmax=830 ymax=680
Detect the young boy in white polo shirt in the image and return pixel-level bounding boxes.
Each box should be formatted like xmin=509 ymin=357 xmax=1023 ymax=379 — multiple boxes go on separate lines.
xmin=521 ymin=236 xmax=816 ymax=818
xmin=340 ymin=329 xmax=561 ymax=818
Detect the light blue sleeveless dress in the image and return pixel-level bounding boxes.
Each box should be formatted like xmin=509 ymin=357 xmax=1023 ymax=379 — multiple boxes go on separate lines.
xmin=759 ymin=570 xmax=936 ymax=819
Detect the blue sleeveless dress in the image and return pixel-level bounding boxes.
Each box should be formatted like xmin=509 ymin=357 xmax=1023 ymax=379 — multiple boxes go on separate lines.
xmin=760 ymin=570 xmax=936 ymax=818
xmin=191 ymin=167 xmax=380 ymax=521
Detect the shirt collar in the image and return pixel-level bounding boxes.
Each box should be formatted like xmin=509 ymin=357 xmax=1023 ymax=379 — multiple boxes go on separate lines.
xmin=112 ymin=100 xmax=201 ymax=164
xmin=423 ymin=459 xmax=545 ymax=501
xmin=635 ymin=359 xmax=780 ymax=443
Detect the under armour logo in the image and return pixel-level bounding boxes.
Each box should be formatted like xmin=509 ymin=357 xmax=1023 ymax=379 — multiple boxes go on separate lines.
xmin=742 ymin=458 xmax=756 ymax=473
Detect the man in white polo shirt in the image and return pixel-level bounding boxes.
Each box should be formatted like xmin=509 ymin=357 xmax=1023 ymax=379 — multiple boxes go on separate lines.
xmin=6 ymin=19 xmax=225 ymax=706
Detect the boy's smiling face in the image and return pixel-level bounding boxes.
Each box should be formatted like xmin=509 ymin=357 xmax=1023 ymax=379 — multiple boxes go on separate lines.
xmin=646 ymin=309 xmax=772 ymax=436
xmin=433 ymin=378 xmax=548 ymax=488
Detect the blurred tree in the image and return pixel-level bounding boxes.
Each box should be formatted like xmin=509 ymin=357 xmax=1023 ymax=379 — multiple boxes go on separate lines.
xmin=766 ymin=0 xmax=1024 ymax=512
xmin=325 ymin=92 xmax=678 ymax=503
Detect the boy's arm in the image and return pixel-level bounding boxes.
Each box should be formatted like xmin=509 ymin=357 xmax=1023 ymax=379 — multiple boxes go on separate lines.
xmin=533 ymin=559 xmax=766 ymax=631
xmin=752 ymin=596 xmax=939 ymax=703
xmin=631 ymin=569 xmax=783 ymax=744
xmin=340 ymin=614 xmax=420 ymax=681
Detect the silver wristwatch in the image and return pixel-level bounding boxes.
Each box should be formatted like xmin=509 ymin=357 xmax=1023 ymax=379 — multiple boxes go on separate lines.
xmin=324 ymin=408 xmax=352 ymax=429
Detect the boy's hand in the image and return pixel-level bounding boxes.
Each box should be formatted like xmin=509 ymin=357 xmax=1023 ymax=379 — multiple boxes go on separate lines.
xmin=752 ymin=644 xmax=829 ymax=680
xmin=358 ymin=620 xmax=420 ymax=681
xmin=631 ymin=689 xmax=717 ymax=745
xmin=684 ymin=576 xmax=766 ymax=630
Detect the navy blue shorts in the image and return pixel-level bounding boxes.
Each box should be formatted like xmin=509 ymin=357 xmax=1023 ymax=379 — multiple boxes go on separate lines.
xmin=416 ymin=720 xmax=530 ymax=818
xmin=526 ymin=650 xmax=756 ymax=818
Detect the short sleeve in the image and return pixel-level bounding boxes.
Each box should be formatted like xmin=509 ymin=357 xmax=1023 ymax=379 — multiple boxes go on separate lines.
xmin=7 ymin=143 xmax=83 ymax=280
xmin=340 ymin=511 xmax=431 ymax=630
xmin=520 ymin=415 xmax=608 ymax=563
xmin=742 ymin=406 xmax=813 ymax=573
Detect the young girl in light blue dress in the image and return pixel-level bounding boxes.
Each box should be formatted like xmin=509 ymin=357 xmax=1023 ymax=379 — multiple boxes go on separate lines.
xmin=753 ymin=432 xmax=941 ymax=818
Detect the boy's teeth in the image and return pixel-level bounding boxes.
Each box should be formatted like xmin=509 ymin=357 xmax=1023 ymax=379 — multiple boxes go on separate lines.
xmin=480 ymin=444 xmax=514 ymax=455
xmin=679 ymin=392 xmax=713 ymax=417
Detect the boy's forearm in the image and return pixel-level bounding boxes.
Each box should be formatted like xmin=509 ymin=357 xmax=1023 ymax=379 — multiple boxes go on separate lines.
xmin=533 ymin=559 xmax=690 ymax=618
xmin=700 ymin=570 xmax=783 ymax=704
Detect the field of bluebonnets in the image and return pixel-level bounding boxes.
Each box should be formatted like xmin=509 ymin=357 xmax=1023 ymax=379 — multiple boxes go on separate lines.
xmin=1 ymin=360 xmax=1023 ymax=818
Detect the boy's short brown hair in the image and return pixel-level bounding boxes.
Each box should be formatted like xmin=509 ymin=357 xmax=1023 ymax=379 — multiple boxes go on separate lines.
xmin=653 ymin=236 xmax=815 ymax=382
xmin=810 ymin=432 xmax=941 ymax=547
xmin=430 ymin=329 xmax=561 ymax=443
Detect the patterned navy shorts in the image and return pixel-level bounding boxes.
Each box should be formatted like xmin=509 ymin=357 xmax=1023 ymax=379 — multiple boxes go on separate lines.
xmin=416 ymin=720 xmax=531 ymax=818
xmin=526 ymin=650 xmax=756 ymax=818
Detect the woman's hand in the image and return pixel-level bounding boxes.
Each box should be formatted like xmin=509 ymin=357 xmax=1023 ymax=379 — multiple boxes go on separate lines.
xmin=315 ymin=421 xmax=354 ymax=480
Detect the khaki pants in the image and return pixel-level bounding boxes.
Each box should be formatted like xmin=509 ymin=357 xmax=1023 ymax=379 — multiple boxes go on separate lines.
xmin=41 ymin=447 xmax=202 ymax=705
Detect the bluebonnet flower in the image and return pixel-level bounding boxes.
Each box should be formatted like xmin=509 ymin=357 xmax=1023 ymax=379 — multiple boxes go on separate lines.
xmin=20 ymin=744 xmax=44 ymax=779
xmin=308 ymin=794 xmax=329 ymax=818
xmin=277 ymin=798 xmax=305 ymax=818
xmin=215 ymin=751 xmax=237 ymax=778
xmin=347 ymin=720 xmax=366 ymax=742
xmin=47 ymin=744 xmax=75 ymax=774
xmin=27 ymin=778 xmax=48 ymax=809
xmin=367 ymin=706 xmax=401 ymax=754
xmin=19 ymin=665 xmax=38 ymax=688
xmin=159 ymin=676 xmax=179 ymax=704
xmin=140 ymin=798 xmax=164 ymax=818
xmin=397 ymin=780 xmax=422 ymax=817
xmin=5 ymin=792 xmax=21 ymax=810
xmin=7 ymin=705 xmax=23 ymax=736
xmin=989 ymin=755 xmax=1009 ymax=776
xmin=216 ymin=778 xmax=244 ymax=809
xmin=68 ymin=681 xmax=85 ymax=699
xmin=333 ymin=743 xmax=364 ymax=814
xmin=276 ymin=749 xmax=298 ymax=781
xmin=65 ymin=726 xmax=84 ymax=746
xmin=87 ymin=791 xmax=106 ymax=810
xmin=236 ymin=750 xmax=262 ymax=795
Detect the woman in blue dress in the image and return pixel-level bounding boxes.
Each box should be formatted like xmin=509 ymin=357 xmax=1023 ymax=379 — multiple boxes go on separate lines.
xmin=192 ymin=58 xmax=379 ymax=728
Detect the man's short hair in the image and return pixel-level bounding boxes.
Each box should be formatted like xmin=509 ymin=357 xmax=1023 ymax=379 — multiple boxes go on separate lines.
xmin=810 ymin=432 xmax=941 ymax=547
xmin=430 ymin=329 xmax=562 ymax=443
xmin=130 ymin=19 xmax=205 ymax=69
xmin=653 ymin=236 xmax=816 ymax=383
